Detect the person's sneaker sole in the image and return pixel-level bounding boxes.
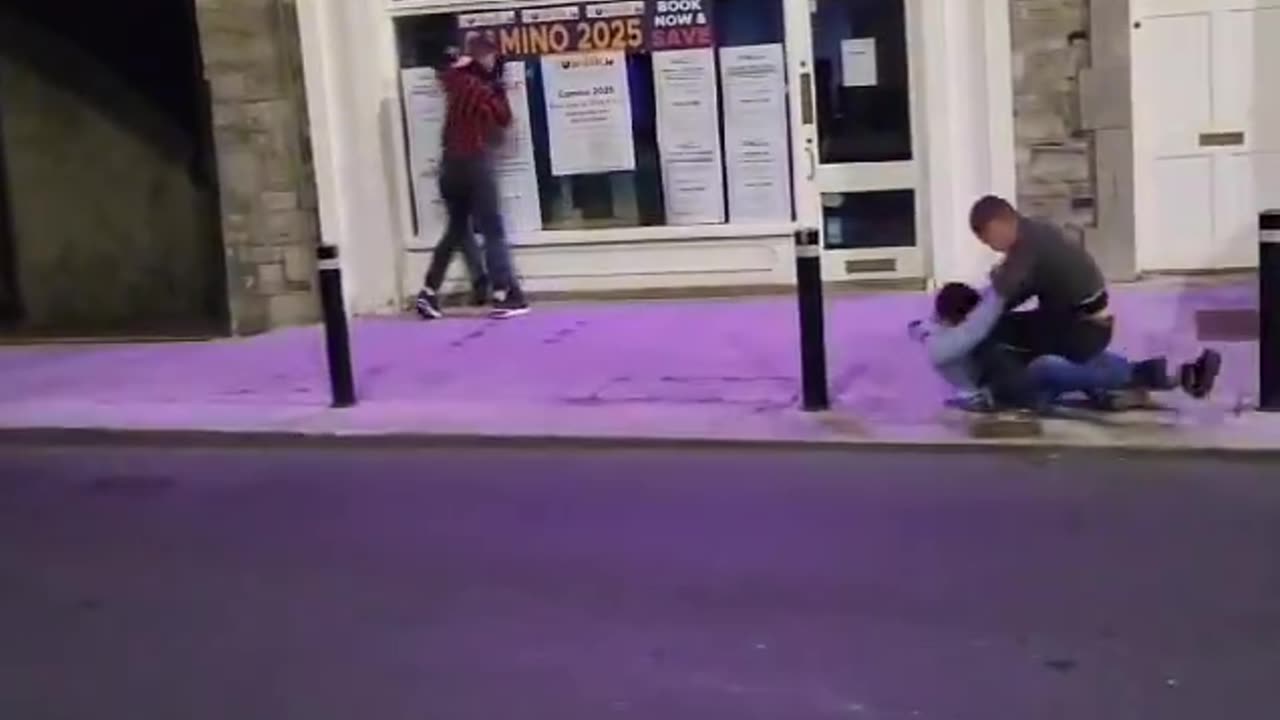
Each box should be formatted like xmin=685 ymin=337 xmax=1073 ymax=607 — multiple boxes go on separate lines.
xmin=415 ymin=299 xmax=443 ymax=320
xmin=490 ymin=306 xmax=531 ymax=319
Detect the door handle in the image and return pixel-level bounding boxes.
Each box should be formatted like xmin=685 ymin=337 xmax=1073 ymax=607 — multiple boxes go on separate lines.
xmin=1200 ymin=131 xmax=1245 ymax=147
xmin=806 ymin=146 xmax=816 ymax=181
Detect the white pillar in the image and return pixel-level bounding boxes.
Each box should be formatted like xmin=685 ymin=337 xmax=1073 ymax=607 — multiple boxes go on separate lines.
xmin=295 ymin=0 xmax=404 ymax=314
xmin=920 ymin=0 xmax=1014 ymax=285
xmin=296 ymin=0 xmax=353 ymax=302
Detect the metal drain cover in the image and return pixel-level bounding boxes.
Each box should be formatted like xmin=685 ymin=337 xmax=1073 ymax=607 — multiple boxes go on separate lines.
xmin=1195 ymin=309 xmax=1258 ymax=342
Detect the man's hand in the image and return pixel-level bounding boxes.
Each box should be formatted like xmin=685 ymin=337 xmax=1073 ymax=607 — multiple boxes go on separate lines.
xmin=489 ymin=59 xmax=509 ymax=94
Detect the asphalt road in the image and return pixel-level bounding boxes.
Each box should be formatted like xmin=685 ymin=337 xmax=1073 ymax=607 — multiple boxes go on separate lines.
xmin=1 ymin=444 xmax=1278 ymax=720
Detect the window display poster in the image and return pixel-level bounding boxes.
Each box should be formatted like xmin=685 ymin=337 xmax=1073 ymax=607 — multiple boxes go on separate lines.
xmin=653 ymin=47 xmax=724 ymax=225
xmin=456 ymin=1 xmax=712 ymax=57
xmin=719 ymin=44 xmax=792 ymax=223
xmin=841 ymin=37 xmax=878 ymax=87
xmin=400 ymin=67 xmax=448 ymax=243
xmin=541 ymin=51 xmax=636 ymax=176
xmin=494 ymin=61 xmax=543 ymax=234
xmin=650 ymin=0 xmax=714 ymax=51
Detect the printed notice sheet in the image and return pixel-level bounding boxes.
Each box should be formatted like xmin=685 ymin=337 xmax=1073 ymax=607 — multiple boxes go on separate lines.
xmin=720 ymin=44 xmax=792 ymax=223
xmin=542 ymin=51 xmax=637 ymax=176
xmin=653 ymin=47 xmax=725 ymax=224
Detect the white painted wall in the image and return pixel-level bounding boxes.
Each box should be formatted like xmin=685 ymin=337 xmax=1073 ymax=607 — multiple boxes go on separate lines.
xmin=919 ymin=0 xmax=1012 ymax=286
xmin=296 ymin=0 xmax=404 ymax=314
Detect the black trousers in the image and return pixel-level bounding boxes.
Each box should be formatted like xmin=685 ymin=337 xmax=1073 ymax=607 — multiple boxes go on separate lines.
xmin=423 ymin=154 xmax=520 ymax=294
xmin=423 ymin=221 xmax=486 ymax=294
xmin=973 ymin=308 xmax=1115 ymax=408
xmin=988 ymin=308 xmax=1114 ymax=364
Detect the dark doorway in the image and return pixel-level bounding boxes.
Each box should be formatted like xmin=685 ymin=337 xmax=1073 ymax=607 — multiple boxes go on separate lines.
xmin=0 ymin=0 xmax=227 ymax=338
xmin=0 ymin=105 xmax=19 ymax=329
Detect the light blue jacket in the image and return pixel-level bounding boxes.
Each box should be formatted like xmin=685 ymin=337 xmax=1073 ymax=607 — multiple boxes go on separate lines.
xmin=909 ymin=286 xmax=1005 ymax=392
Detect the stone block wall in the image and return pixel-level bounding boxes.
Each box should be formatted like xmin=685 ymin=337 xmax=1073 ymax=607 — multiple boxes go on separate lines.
xmin=195 ymin=0 xmax=319 ymax=335
xmin=1009 ymin=0 xmax=1093 ymax=240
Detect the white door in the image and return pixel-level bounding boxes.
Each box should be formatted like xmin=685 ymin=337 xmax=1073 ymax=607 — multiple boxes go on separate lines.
xmin=784 ymin=0 xmax=925 ymax=282
xmin=1133 ymin=0 xmax=1280 ymax=271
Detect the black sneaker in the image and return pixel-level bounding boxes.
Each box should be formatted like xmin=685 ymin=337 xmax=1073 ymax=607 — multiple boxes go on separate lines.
xmin=415 ymin=289 xmax=443 ymax=320
xmin=490 ymin=289 xmax=530 ymax=319
xmin=1181 ymin=349 xmax=1222 ymax=399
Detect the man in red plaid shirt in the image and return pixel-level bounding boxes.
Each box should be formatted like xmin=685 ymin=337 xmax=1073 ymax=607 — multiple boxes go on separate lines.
xmin=416 ymin=35 xmax=530 ymax=320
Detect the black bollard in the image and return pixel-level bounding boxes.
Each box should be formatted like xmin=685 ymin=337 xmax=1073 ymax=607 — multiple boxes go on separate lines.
xmin=317 ymin=244 xmax=356 ymax=408
xmin=795 ymin=227 xmax=830 ymax=411
xmin=1261 ymin=210 xmax=1280 ymax=412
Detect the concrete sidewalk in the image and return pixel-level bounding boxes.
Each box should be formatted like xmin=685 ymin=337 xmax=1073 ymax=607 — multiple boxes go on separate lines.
xmin=0 ymin=278 xmax=1271 ymax=452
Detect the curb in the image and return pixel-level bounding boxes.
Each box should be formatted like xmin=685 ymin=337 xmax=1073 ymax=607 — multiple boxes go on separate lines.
xmin=2 ymin=425 xmax=1278 ymax=460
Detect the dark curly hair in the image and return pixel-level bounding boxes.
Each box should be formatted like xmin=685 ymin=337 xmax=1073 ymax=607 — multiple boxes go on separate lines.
xmin=934 ymin=282 xmax=981 ymax=325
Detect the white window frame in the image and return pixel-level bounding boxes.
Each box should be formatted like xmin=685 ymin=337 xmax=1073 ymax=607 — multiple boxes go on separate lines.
xmin=782 ymin=0 xmax=927 ymax=281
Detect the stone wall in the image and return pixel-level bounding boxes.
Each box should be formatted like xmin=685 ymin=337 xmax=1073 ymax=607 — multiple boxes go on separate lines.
xmin=1009 ymin=0 xmax=1093 ymax=240
xmin=195 ymin=0 xmax=319 ymax=335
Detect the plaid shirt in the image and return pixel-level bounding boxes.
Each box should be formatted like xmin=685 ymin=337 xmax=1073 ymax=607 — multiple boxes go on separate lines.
xmin=441 ymin=65 xmax=512 ymax=158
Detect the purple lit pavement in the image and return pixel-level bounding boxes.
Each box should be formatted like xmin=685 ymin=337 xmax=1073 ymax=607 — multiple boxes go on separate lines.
xmin=0 ymin=278 xmax=1270 ymax=451
xmin=2 ymin=444 xmax=1279 ymax=719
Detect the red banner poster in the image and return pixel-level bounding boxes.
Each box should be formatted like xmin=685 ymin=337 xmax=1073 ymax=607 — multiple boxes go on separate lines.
xmin=457 ymin=1 xmax=715 ymax=58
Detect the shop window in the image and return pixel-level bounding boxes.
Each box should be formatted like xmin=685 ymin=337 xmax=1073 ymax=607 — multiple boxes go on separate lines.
xmin=715 ymin=0 xmax=784 ymax=46
xmin=394 ymin=0 xmax=790 ymax=241
xmin=525 ymin=54 xmax=663 ymax=230
xmin=821 ymin=190 xmax=915 ymax=249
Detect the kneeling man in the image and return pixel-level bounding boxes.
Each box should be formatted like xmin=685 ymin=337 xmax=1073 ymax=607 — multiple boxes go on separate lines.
xmin=967 ymin=195 xmax=1219 ymax=398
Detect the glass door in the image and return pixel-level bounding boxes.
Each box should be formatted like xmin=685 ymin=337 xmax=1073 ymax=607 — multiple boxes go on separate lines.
xmin=785 ymin=0 xmax=924 ymax=281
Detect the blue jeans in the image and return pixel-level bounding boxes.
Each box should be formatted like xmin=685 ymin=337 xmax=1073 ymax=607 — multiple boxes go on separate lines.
xmin=1026 ymin=352 xmax=1133 ymax=403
